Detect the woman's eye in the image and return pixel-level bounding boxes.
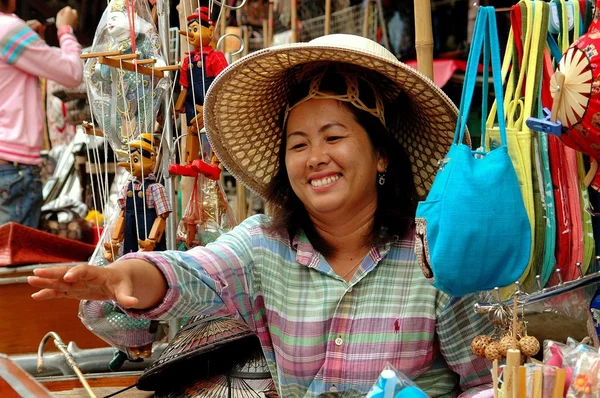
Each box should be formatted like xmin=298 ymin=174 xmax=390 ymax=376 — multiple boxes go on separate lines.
xmin=327 ymin=136 xmax=342 ymax=142
xmin=289 ymin=143 xmax=306 ymax=150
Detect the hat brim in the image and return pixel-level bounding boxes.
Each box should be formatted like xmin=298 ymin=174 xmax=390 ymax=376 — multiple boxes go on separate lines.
xmin=204 ymin=37 xmax=468 ymax=199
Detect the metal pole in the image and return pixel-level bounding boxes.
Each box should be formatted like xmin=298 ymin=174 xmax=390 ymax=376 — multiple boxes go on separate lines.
xmin=157 ymin=0 xmax=177 ymax=253
xmin=158 ymin=0 xmax=181 ymax=341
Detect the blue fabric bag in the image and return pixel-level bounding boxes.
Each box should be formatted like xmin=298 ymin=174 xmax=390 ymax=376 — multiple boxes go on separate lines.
xmin=414 ymin=6 xmax=532 ymax=297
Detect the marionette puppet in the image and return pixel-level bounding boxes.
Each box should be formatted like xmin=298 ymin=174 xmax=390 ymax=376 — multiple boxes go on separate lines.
xmin=82 ymin=0 xmax=170 ymax=152
xmin=170 ymin=6 xmax=228 ymax=176
xmin=104 ymin=133 xmax=172 ymax=262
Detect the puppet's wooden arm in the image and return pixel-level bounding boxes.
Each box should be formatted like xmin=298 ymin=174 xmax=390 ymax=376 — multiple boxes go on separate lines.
xmin=137 ymin=214 xmax=168 ymax=252
xmin=82 ymin=121 xmax=104 ymax=137
xmin=103 ymin=210 xmax=125 ymax=262
xmin=174 ymin=88 xmax=187 ymax=114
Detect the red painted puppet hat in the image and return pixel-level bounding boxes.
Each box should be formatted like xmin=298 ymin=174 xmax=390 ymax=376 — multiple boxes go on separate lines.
xmin=187 ymin=6 xmax=213 ymax=26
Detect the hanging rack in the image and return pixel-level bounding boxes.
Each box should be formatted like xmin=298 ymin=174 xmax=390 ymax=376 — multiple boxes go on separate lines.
xmin=474 ymin=257 xmax=600 ymax=314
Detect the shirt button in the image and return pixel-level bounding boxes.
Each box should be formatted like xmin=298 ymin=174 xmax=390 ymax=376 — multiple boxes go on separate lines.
xmin=335 ymin=337 xmax=343 ymax=346
xmin=329 ymin=386 xmax=338 ymax=392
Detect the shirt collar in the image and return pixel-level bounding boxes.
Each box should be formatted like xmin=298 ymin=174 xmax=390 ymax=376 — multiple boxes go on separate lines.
xmin=187 ymin=46 xmax=215 ymax=56
xmin=130 ymin=173 xmax=156 ymax=184
xmin=291 ymin=229 xmax=394 ymax=269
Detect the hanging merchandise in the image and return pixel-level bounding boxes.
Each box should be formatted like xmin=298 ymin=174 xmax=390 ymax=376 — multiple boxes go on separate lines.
xmin=170 ymin=6 xmax=228 ymax=177
xmin=414 ymin=6 xmax=531 ymax=297
xmin=79 ymin=300 xmax=165 ymax=371
xmin=83 ymin=0 xmax=169 ymax=153
xmin=529 ymin=0 xmax=595 ymax=282
xmin=486 ymin=0 xmax=548 ymax=295
xmin=103 ymin=134 xmax=172 ymax=263
xmin=534 ymin=1 xmax=600 ymax=189
xmin=176 ymin=157 xmax=237 ymax=250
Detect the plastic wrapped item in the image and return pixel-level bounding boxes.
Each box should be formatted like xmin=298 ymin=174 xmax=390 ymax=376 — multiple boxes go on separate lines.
xmin=568 ymin=350 xmax=600 ymax=397
xmin=176 ymin=160 xmax=236 ymax=250
xmin=79 ymin=300 xmax=165 ymax=369
xmin=367 ymin=364 xmax=428 ymax=398
xmin=83 ymin=0 xmax=169 ymax=153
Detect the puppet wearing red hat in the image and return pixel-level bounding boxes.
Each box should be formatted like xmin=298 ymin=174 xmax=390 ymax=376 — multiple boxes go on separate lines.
xmin=172 ymin=6 xmax=227 ymax=177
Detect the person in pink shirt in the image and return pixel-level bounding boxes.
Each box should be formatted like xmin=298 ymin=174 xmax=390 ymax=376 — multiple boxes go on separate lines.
xmin=0 ymin=0 xmax=82 ymax=227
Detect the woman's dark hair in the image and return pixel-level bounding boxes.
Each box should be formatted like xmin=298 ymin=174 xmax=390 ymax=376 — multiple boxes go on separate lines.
xmin=265 ymin=64 xmax=418 ymax=255
xmin=0 ymin=0 xmax=9 ymax=10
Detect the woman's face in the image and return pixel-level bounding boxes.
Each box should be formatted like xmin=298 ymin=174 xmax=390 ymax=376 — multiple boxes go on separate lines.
xmin=285 ymin=98 xmax=387 ymax=220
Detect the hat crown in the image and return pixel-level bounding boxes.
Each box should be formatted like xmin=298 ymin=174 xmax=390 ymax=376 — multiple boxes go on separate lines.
xmin=307 ymin=34 xmax=398 ymax=64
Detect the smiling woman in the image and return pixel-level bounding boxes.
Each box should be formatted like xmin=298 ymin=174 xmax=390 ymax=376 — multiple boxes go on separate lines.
xmin=266 ymin=63 xmax=416 ymax=260
xmin=29 ymin=34 xmax=494 ymax=397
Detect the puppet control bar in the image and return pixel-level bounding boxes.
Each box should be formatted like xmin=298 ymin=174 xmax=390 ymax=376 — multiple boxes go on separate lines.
xmin=474 ymin=258 xmax=600 ymax=314
xmin=80 ymin=50 xmax=179 ymax=79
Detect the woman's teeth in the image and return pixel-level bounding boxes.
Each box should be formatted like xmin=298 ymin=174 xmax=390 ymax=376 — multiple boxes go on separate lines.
xmin=311 ymin=175 xmax=341 ymax=187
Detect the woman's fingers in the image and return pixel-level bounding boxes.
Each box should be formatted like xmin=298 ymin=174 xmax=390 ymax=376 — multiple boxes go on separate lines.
xmin=30 ymin=288 xmax=67 ymax=300
xmin=63 ymin=264 xmax=106 ymax=283
xmin=32 ymin=266 xmax=71 ymax=279
xmin=27 ymin=275 xmax=72 ymax=291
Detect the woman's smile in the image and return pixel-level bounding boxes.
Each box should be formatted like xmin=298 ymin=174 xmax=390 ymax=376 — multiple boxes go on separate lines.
xmin=309 ymin=173 xmax=342 ymax=189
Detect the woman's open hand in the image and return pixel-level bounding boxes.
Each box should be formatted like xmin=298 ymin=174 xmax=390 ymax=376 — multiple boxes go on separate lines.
xmin=28 ymin=264 xmax=139 ymax=309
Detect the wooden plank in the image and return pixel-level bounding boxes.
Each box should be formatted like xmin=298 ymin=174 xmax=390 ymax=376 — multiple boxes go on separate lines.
xmin=42 ymin=373 xmax=140 ymax=391
xmin=0 ymin=273 xmax=107 ymax=355
xmin=0 ymin=355 xmax=53 ymax=397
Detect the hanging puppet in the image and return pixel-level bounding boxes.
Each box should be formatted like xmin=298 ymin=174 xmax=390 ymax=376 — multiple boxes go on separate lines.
xmin=104 ymin=133 xmax=172 ymax=262
xmin=83 ymin=0 xmax=169 ymax=153
xmin=176 ymin=154 xmax=236 ymax=250
xmin=171 ymin=6 xmax=228 ymax=176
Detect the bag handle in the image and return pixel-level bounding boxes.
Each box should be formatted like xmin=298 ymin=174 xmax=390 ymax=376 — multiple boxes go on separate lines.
xmin=455 ymin=6 xmax=507 ymax=148
xmin=454 ymin=6 xmax=487 ymax=145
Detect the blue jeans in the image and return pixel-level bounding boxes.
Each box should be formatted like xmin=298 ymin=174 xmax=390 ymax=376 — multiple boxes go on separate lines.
xmin=0 ymin=163 xmax=43 ymax=228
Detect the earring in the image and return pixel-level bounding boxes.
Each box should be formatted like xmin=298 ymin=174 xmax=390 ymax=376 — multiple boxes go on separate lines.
xmin=378 ymin=172 xmax=386 ymax=186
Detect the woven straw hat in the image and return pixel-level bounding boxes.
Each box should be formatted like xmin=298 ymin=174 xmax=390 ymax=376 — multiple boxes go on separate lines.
xmin=204 ymin=34 xmax=468 ymax=198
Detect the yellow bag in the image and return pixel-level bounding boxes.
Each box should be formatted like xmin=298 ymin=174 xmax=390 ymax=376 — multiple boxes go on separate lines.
xmin=486 ymin=0 xmax=546 ymax=297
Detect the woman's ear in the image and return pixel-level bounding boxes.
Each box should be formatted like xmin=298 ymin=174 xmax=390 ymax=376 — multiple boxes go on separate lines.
xmin=377 ymin=149 xmax=388 ymax=173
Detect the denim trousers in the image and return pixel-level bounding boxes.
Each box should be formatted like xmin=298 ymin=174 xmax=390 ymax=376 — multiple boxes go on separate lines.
xmin=0 ymin=163 xmax=43 ymax=228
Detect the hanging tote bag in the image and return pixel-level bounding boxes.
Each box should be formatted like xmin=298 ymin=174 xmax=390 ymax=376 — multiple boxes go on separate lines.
xmin=414 ymin=6 xmax=532 ymax=297
xmin=485 ymin=0 xmax=543 ymax=295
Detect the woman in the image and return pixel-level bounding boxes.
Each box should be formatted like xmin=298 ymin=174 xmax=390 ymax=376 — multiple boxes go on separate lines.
xmin=29 ymin=34 xmax=493 ymax=397
xmin=0 ymin=0 xmax=81 ymax=227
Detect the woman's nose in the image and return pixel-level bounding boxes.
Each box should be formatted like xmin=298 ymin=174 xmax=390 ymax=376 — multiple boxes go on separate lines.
xmin=307 ymin=143 xmax=329 ymax=168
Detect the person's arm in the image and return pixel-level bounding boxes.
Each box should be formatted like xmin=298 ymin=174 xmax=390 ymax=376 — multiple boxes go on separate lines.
xmin=436 ymin=293 xmax=494 ymax=397
xmin=114 ymin=214 xmax=261 ymax=327
xmin=1 ymin=7 xmax=82 ymax=87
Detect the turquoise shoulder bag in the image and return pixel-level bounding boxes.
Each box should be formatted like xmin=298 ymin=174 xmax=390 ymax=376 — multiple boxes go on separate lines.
xmin=414 ymin=6 xmax=532 ymax=297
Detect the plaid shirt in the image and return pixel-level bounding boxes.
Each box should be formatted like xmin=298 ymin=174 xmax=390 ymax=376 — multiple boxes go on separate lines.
xmin=117 ymin=174 xmax=172 ymax=217
xmin=122 ymin=214 xmax=492 ymax=397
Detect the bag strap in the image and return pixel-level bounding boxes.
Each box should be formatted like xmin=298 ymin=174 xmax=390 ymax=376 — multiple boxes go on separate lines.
xmin=522 ymin=0 xmax=549 ymax=130
xmin=455 ymin=7 xmax=507 ymax=147
xmin=454 ymin=6 xmax=487 ymax=145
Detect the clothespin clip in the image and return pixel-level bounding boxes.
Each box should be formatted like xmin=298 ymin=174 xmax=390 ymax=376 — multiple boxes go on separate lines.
xmin=192 ymin=159 xmax=221 ymax=180
xmin=525 ymin=108 xmax=563 ymax=136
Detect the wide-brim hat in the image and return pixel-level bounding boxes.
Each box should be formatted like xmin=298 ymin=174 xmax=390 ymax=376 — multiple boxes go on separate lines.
xmin=204 ymin=34 xmax=469 ymax=198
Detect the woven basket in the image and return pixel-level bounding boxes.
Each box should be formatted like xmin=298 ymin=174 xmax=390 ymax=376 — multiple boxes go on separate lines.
xmin=0 ymin=222 xmax=95 ymax=267
xmin=136 ymin=315 xmax=260 ymax=391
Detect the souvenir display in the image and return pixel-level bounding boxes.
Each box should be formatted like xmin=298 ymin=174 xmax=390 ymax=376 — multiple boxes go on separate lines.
xmin=83 ymin=0 xmax=169 ymax=153
xmin=15 ymin=1 xmax=600 ymax=397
